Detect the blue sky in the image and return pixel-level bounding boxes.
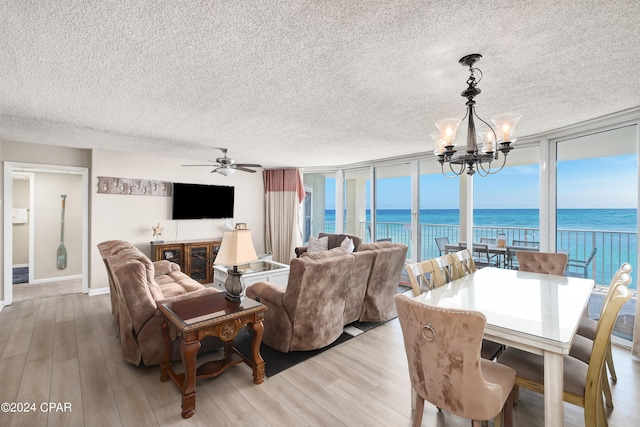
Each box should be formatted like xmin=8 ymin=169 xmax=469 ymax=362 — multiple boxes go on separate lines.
xmin=324 ymin=155 xmax=637 ymax=210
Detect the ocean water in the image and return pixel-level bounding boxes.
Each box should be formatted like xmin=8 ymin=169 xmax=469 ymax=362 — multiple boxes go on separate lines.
xmin=326 ymin=208 xmax=637 ymax=232
xmin=323 ymin=208 xmax=638 ymax=288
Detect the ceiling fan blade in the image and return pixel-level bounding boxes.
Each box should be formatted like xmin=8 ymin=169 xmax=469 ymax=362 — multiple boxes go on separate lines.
xmin=234 ymin=167 xmax=257 ymax=173
xmin=182 ymin=164 xmax=216 ymax=167
xmin=234 ymin=163 xmax=262 ymax=168
xmin=211 ymin=167 xmax=221 ymax=173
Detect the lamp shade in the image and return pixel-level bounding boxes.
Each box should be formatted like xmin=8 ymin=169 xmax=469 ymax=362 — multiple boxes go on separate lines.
xmin=214 ymin=229 xmax=258 ymax=266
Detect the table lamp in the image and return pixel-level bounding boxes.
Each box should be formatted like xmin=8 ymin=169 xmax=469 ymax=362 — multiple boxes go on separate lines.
xmin=214 ymin=225 xmax=258 ymax=301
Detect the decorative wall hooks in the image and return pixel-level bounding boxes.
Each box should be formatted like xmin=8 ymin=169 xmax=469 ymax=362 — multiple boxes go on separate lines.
xmin=97 ymin=176 xmax=172 ymax=197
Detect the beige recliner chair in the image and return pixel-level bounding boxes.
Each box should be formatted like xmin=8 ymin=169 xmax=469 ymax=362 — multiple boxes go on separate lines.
xmin=246 ymin=247 xmax=372 ymax=352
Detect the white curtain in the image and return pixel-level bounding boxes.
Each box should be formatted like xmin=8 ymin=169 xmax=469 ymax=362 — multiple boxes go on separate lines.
xmin=263 ymin=169 xmax=305 ymax=264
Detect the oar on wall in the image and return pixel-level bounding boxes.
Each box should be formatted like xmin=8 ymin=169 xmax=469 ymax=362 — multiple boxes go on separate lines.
xmin=57 ymin=194 xmax=67 ymax=270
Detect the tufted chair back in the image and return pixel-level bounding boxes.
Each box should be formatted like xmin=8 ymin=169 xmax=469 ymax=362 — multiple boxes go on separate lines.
xmin=516 ymin=251 xmax=568 ymax=275
xmin=395 ymin=294 xmax=515 ymax=426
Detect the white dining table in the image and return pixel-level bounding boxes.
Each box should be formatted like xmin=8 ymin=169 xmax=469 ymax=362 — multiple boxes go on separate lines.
xmin=412 ymin=267 xmax=594 ymax=426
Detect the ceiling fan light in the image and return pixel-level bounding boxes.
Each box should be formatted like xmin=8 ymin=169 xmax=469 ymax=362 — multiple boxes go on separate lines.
xmin=217 ymin=167 xmax=235 ymax=176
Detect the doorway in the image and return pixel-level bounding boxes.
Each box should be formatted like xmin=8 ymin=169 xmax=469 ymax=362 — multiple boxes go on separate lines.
xmin=3 ymin=162 xmax=89 ymax=305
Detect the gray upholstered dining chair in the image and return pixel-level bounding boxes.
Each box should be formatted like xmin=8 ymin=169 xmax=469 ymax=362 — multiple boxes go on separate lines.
xmin=515 ymin=251 xmax=568 ymax=275
xmin=497 ymin=276 xmax=631 ymax=427
xmin=395 ymin=294 xmax=515 ymax=427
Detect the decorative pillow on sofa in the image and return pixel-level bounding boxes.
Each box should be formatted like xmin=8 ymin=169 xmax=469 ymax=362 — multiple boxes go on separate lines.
xmin=301 ymin=247 xmax=348 ymax=260
xmin=307 ymin=235 xmax=329 ymax=253
xmin=340 ymin=236 xmax=355 ymax=253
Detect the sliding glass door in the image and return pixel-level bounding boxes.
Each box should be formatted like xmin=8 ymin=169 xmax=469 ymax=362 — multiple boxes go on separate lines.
xmin=302 ymin=172 xmax=336 ymax=243
xmin=556 ymin=124 xmax=638 ymax=343
xmin=343 ymin=168 xmax=370 ymax=242
xmin=374 ymin=163 xmax=412 ymax=255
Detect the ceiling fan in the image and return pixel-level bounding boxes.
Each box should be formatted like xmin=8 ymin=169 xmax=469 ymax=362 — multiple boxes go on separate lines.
xmin=182 ymin=148 xmax=262 ymax=176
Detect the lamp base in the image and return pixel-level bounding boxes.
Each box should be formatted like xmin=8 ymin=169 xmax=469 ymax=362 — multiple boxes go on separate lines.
xmin=225 ymin=293 xmax=243 ymax=302
xmin=224 ymin=268 xmax=244 ymax=302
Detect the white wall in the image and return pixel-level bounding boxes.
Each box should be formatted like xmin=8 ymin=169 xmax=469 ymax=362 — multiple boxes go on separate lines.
xmin=34 ymin=172 xmax=83 ymax=279
xmin=90 ymin=149 xmax=265 ymax=291
xmin=1 ymin=141 xmax=265 ymax=303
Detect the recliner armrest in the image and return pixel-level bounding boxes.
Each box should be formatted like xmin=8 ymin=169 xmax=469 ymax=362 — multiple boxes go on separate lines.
xmin=246 ymin=281 xmax=285 ymax=307
xmin=153 ymin=260 xmax=179 ymax=275
xmin=154 ymin=287 xmax=221 ymax=316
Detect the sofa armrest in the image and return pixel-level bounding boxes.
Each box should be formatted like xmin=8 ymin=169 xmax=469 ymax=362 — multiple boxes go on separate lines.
xmin=294 ymin=246 xmax=308 ymax=258
xmin=153 ymin=260 xmax=180 ymax=275
xmin=246 ymin=281 xmax=285 ymax=307
xmin=155 ymin=286 xmax=221 ymax=312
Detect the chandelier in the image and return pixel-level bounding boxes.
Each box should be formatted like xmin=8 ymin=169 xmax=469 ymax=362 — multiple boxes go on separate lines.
xmin=433 ymin=54 xmax=521 ymax=177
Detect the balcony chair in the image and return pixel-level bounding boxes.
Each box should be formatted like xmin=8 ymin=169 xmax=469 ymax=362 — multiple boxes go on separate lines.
xmin=395 ymin=294 xmax=515 ymax=427
xmin=472 ymin=243 xmax=499 ymax=268
xmin=497 ymin=277 xmax=631 ymax=427
xmin=505 ymin=244 xmax=538 ymax=270
xmin=569 ymin=263 xmax=633 ymax=408
xmin=515 ymin=251 xmax=568 ymax=276
xmin=566 ymin=248 xmax=598 ymax=278
xmin=434 ymin=237 xmax=450 ymax=255
xmin=512 ymin=240 xmax=539 ymax=248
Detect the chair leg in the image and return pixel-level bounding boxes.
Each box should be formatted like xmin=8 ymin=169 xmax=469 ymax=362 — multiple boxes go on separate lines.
xmin=503 ymin=391 xmax=514 ymax=427
xmin=602 ymin=368 xmax=614 ymax=409
xmin=606 ymin=341 xmax=617 ymax=382
xmin=413 ymin=395 xmax=424 ymax=427
xmin=511 ymin=385 xmax=520 ymax=405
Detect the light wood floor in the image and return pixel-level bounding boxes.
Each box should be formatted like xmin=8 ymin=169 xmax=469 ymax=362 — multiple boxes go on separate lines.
xmin=1 ymin=293 xmax=639 ymax=427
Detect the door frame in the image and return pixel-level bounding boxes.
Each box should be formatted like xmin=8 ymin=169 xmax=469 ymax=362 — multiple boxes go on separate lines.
xmin=3 ymin=162 xmax=89 ymax=306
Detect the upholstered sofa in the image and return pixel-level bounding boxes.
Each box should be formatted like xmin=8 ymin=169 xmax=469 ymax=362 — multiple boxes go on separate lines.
xmin=358 ymin=241 xmax=409 ymax=321
xmin=294 ymin=232 xmax=362 ymax=257
xmin=246 ymin=241 xmax=408 ymax=353
xmin=98 ymin=240 xmax=221 ymax=366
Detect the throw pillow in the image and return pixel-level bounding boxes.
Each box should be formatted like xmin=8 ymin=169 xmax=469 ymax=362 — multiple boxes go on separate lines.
xmin=340 ymin=236 xmax=355 ymax=253
xmin=301 ymin=247 xmax=348 ymax=260
xmin=307 ymin=235 xmax=329 ymax=253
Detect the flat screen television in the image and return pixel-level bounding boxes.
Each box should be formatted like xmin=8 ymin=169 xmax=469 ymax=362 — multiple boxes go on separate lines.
xmin=172 ymin=183 xmax=234 ymax=220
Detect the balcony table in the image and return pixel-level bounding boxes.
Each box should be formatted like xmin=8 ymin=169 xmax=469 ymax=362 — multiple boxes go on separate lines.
xmin=445 ymin=242 xmax=507 ymax=267
xmin=412 ymin=267 xmax=593 ymax=427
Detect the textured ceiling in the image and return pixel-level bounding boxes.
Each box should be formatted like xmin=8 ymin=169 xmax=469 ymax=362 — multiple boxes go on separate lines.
xmin=0 ymin=1 xmax=638 ymax=169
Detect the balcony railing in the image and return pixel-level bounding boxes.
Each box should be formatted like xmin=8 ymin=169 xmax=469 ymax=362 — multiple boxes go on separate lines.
xmin=326 ymin=221 xmax=637 ymax=287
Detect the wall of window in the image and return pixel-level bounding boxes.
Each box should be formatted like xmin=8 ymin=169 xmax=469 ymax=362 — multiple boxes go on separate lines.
xmin=302 ymin=172 xmax=336 ymax=244
xmin=556 ymin=125 xmax=638 ymax=342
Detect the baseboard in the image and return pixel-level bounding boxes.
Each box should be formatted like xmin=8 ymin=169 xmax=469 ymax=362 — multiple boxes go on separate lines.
xmin=88 ymin=287 xmax=110 ymax=296
xmin=0 ymin=302 xmax=4 ymax=312
xmin=29 ymin=274 xmax=82 ymax=284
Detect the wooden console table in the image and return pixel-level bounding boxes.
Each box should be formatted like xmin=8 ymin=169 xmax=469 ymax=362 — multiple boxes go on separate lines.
xmin=151 ymin=239 xmax=222 ymax=283
xmin=159 ymin=292 xmax=267 ymax=419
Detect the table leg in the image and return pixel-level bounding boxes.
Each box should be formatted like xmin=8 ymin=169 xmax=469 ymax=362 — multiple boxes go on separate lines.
xmin=248 ymin=321 xmax=265 ymax=384
xmin=160 ymin=320 xmax=172 ymax=382
xmin=544 ymin=351 xmax=564 ymax=426
xmin=180 ymin=339 xmax=201 ymax=419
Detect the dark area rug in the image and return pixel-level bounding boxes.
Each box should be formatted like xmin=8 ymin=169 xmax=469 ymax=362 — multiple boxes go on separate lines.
xmin=13 ymin=267 xmax=28 ymax=284
xmin=234 ymin=317 xmax=396 ymax=378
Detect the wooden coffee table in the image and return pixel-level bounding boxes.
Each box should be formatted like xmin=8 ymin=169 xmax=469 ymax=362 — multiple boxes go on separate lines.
xmin=159 ymin=292 xmax=267 ymax=418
